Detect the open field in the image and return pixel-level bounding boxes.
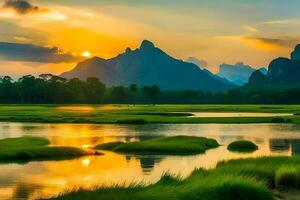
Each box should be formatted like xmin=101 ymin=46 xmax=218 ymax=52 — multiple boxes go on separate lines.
xmin=50 ymin=156 xmax=300 ymax=200
xmin=0 ymin=104 xmax=299 ymax=124
xmin=0 ymin=137 xmax=98 ymax=162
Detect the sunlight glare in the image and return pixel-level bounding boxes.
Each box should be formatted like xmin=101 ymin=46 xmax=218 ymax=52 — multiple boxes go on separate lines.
xmin=82 ymin=158 xmax=91 ymax=167
xmin=82 ymin=51 xmax=91 ymax=57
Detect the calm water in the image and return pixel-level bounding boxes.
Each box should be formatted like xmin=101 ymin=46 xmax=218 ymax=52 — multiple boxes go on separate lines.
xmin=189 ymin=112 xmax=293 ymax=118
xmin=1 ymin=122 xmax=300 ymax=199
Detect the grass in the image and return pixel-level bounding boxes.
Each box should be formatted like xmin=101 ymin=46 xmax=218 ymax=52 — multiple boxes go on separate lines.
xmin=227 ymin=140 xmax=258 ymax=153
xmin=51 ymin=156 xmax=300 ymax=200
xmin=94 ymin=136 xmax=219 ymax=155
xmin=115 ymin=119 xmax=148 ymax=124
xmin=275 ymin=167 xmax=300 ymax=189
xmin=0 ymin=104 xmax=298 ymax=124
xmin=0 ymin=137 xmax=98 ymax=162
xmin=51 ymin=175 xmax=272 ymax=200
xmin=95 ymin=141 xmax=125 ymax=150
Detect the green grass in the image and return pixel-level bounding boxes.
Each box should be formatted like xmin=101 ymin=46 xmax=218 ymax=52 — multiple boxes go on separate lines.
xmin=227 ymin=140 xmax=258 ymax=153
xmin=275 ymin=167 xmax=300 ymax=189
xmin=51 ymin=174 xmax=272 ymax=200
xmin=115 ymin=119 xmax=148 ymax=124
xmin=0 ymin=136 xmax=50 ymax=150
xmin=0 ymin=104 xmax=298 ymax=124
xmin=95 ymin=141 xmax=125 ymax=150
xmin=0 ymin=137 xmax=98 ymax=162
xmin=95 ymin=136 xmax=219 ymax=155
xmin=51 ymin=156 xmax=300 ymax=200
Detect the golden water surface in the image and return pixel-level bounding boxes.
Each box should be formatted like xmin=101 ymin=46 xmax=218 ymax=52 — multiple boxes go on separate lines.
xmin=1 ymin=123 xmax=300 ymax=199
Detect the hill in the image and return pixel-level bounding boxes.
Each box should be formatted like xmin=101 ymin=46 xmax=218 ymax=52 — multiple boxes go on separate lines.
xmin=61 ymin=40 xmax=234 ymax=92
xmin=247 ymin=44 xmax=300 ymax=90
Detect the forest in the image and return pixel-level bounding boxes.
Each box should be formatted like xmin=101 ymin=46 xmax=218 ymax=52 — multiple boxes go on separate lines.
xmin=1 ymin=74 xmax=300 ymax=104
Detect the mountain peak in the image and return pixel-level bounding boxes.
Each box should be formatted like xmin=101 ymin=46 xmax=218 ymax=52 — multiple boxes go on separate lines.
xmin=61 ymin=39 xmax=233 ymax=92
xmin=291 ymin=44 xmax=300 ymax=61
xmin=140 ymin=40 xmax=155 ymax=49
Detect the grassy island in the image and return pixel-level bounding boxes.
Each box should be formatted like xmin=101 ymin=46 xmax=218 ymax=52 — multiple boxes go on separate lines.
xmin=227 ymin=140 xmax=258 ymax=153
xmin=0 ymin=137 xmax=99 ymax=162
xmin=95 ymin=136 xmax=219 ymax=155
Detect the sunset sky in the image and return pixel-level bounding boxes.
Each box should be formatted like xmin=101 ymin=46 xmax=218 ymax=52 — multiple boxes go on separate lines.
xmin=1 ymin=0 xmax=300 ymax=78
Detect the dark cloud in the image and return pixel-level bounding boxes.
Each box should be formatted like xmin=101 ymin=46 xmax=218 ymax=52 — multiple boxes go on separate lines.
xmin=249 ymin=37 xmax=300 ymax=48
xmin=0 ymin=21 xmax=46 ymax=43
xmin=3 ymin=0 xmax=48 ymax=14
xmin=0 ymin=42 xmax=83 ymax=63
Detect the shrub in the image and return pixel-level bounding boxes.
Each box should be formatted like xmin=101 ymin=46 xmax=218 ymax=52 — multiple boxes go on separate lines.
xmin=285 ymin=119 xmax=293 ymax=123
xmin=271 ymin=117 xmax=285 ymax=123
xmin=227 ymin=140 xmax=258 ymax=153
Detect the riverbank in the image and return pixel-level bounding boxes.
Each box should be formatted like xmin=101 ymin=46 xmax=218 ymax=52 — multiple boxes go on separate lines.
xmin=0 ymin=104 xmax=298 ymax=124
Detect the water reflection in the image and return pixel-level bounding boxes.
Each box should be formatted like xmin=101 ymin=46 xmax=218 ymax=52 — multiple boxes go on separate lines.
xmin=0 ymin=123 xmax=300 ymax=199
xmin=269 ymin=138 xmax=300 ymax=155
xmin=190 ymin=112 xmax=293 ymax=118
xmin=126 ymin=155 xmax=165 ymax=174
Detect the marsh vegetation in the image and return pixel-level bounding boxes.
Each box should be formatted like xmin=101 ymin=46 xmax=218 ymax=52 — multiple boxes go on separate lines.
xmin=0 ymin=104 xmax=298 ymax=124
xmin=51 ymin=156 xmax=300 ymax=200
xmin=0 ymin=137 xmax=98 ymax=162
xmin=95 ymin=136 xmax=219 ymax=155
xmin=227 ymin=140 xmax=258 ymax=153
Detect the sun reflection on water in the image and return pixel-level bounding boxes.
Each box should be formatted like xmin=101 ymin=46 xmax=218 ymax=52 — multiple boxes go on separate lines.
xmin=81 ymin=158 xmax=91 ymax=167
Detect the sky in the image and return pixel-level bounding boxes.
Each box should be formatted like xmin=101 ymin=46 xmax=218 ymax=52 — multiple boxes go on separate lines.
xmin=1 ymin=0 xmax=300 ymax=78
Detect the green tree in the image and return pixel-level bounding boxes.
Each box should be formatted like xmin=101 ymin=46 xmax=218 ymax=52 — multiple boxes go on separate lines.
xmin=0 ymin=76 xmax=15 ymax=103
xmin=67 ymin=78 xmax=87 ymax=103
xmin=129 ymin=84 xmax=138 ymax=105
xmin=86 ymin=77 xmax=106 ymax=104
xmin=142 ymin=85 xmax=160 ymax=104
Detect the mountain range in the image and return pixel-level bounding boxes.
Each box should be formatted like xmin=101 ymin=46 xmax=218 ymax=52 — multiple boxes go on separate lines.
xmin=247 ymin=44 xmax=300 ymax=90
xmin=218 ymin=62 xmax=267 ymax=86
xmin=61 ymin=40 xmax=234 ymax=92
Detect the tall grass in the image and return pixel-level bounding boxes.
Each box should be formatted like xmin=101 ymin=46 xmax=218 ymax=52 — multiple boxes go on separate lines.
xmin=51 ymin=156 xmax=300 ymax=200
xmin=275 ymin=166 xmax=300 ymax=189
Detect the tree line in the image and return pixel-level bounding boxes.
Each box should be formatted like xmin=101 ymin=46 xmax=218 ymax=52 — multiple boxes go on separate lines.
xmin=1 ymin=74 xmax=300 ymax=104
xmin=0 ymin=74 xmax=160 ymax=104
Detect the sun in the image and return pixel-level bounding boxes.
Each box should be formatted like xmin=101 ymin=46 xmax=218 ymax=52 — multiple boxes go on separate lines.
xmin=82 ymin=51 xmax=91 ymax=57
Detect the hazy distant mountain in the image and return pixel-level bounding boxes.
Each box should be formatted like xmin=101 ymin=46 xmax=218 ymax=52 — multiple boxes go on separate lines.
xmin=61 ymin=40 xmax=234 ymax=92
xmin=185 ymin=57 xmax=231 ymax=85
xmin=185 ymin=57 xmax=208 ymax=69
xmin=217 ymin=62 xmax=267 ymax=86
xmin=246 ymin=44 xmax=300 ymax=89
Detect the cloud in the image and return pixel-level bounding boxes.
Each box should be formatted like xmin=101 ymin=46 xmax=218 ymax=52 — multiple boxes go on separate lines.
xmin=243 ymin=26 xmax=258 ymax=33
xmin=0 ymin=42 xmax=83 ymax=63
xmin=261 ymin=19 xmax=300 ymax=25
xmin=3 ymin=0 xmax=48 ymax=14
xmin=217 ymin=34 xmax=300 ymax=51
xmin=246 ymin=37 xmax=300 ymax=49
